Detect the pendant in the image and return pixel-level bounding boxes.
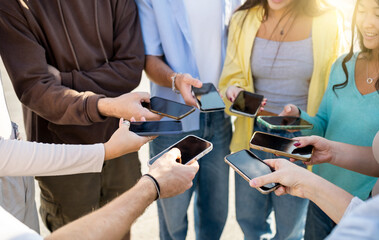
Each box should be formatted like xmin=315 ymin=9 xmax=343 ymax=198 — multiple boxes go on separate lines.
xmin=367 ymin=77 xmax=374 ymax=84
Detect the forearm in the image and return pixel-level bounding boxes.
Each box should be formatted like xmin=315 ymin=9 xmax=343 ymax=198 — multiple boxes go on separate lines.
xmin=303 ymin=173 xmax=353 ymax=223
xmin=330 ymin=142 xmax=379 ymax=177
xmin=145 ymin=55 xmax=174 ymax=88
xmin=46 ymin=177 xmax=156 ymax=240
xmin=0 ymin=138 xmax=104 ymax=176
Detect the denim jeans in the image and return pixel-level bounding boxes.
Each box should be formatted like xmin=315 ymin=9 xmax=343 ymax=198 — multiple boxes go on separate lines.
xmin=150 ymin=111 xmax=232 ymax=240
xmin=235 ymin=123 xmax=309 ymax=240
xmin=304 ymin=201 xmax=336 ymax=240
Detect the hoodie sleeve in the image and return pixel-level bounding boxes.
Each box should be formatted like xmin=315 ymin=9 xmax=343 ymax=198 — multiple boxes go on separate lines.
xmin=0 ymin=7 xmax=106 ymax=126
xmin=59 ymin=0 xmax=144 ymax=97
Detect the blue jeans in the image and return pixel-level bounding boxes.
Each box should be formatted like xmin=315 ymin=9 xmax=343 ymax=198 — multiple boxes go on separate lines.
xmin=235 ymin=123 xmax=309 ymax=240
xmin=150 ymin=111 xmax=232 ymax=240
xmin=304 ymin=201 xmax=336 ymax=240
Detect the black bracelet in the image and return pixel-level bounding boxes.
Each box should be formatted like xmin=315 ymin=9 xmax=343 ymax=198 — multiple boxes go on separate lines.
xmin=143 ymin=174 xmax=160 ymax=200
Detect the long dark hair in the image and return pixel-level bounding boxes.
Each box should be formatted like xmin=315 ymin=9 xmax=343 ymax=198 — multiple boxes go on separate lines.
xmin=334 ymin=0 xmax=379 ymax=93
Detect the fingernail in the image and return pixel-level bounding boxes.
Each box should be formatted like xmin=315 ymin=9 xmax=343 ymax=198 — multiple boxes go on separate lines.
xmin=250 ymin=179 xmax=257 ymax=187
xmin=294 ymin=142 xmax=301 ymax=147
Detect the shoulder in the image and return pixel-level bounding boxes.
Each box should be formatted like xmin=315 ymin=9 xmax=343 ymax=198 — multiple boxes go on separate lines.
xmin=230 ymin=6 xmax=261 ymax=26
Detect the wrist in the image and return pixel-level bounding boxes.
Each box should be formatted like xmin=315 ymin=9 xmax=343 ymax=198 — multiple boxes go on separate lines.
xmin=98 ymin=98 xmax=115 ymax=118
xmin=140 ymin=175 xmax=160 ymax=202
xmin=171 ymin=72 xmax=181 ymax=94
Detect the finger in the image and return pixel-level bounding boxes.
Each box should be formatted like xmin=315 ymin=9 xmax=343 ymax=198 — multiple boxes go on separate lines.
xmin=182 ymin=93 xmax=198 ymax=107
xmin=136 ymin=92 xmax=151 ymax=102
xmin=274 ymin=186 xmax=287 ymax=196
xmin=187 ymin=160 xmax=200 ymax=172
xmin=130 ymin=117 xmax=136 ymax=122
xmin=121 ymin=119 xmax=130 ymax=129
xmin=119 ymin=118 xmax=124 ymax=127
xmin=140 ymin=116 xmax=146 ymax=122
xmin=278 ymin=105 xmax=292 ymax=116
xmin=292 ymin=136 xmax=314 ymax=148
xmin=185 ymin=77 xmax=203 ymax=88
xmin=142 ymin=109 xmax=162 ymax=121
xmin=165 ymin=148 xmax=182 ymax=161
xmin=249 ymin=172 xmax=278 ymax=188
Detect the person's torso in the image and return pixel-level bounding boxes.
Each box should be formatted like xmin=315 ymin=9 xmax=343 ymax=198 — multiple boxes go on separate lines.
xmin=252 ymin=36 xmax=314 ymax=114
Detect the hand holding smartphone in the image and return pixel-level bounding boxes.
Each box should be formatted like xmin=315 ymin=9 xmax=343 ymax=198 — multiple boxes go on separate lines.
xmin=224 ymin=149 xmax=279 ymax=194
xmin=230 ymin=91 xmax=264 ymax=118
xmin=250 ymin=131 xmax=314 ymax=161
xmin=142 ymin=96 xmax=195 ymax=120
xmin=148 ymin=135 xmax=213 ymax=166
xmin=257 ymin=116 xmax=313 ymax=130
xmin=192 ymin=83 xmax=225 ymax=112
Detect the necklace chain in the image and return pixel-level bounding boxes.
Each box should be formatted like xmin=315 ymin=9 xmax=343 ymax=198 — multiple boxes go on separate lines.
xmin=366 ymin=59 xmax=378 ymax=85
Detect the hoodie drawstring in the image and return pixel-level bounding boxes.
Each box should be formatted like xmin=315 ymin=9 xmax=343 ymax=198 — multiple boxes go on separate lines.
xmin=94 ymin=0 xmax=109 ymax=64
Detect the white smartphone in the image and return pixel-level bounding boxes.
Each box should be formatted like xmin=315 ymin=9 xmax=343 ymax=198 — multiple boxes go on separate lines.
xmin=148 ymin=135 xmax=213 ymax=166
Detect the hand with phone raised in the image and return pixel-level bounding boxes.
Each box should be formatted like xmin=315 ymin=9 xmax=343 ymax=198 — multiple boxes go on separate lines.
xmin=148 ymin=148 xmax=199 ymax=198
xmin=174 ymin=73 xmax=203 ymax=107
xmin=98 ymin=92 xmax=162 ymax=121
xmin=226 ymin=87 xmax=267 ymax=117
xmin=249 ymin=158 xmax=316 ymax=198
xmin=104 ymin=118 xmax=152 ymax=161
xmin=290 ymin=136 xmax=335 ymax=165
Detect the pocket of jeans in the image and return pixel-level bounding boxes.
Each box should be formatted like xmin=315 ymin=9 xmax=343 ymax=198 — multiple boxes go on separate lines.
xmin=39 ymin=195 xmax=64 ymax=231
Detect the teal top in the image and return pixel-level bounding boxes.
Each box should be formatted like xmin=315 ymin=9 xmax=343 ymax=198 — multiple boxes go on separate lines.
xmin=301 ymin=53 xmax=379 ymax=200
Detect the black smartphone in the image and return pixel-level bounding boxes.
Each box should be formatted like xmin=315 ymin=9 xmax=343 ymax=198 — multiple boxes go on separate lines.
xmin=257 ymin=116 xmax=313 ymax=130
xmin=142 ymin=96 xmax=196 ymax=120
xmin=148 ymin=135 xmax=213 ymax=166
xmin=224 ymin=149 xmax=279 ymax=194
xmin=129 ymin=120 xmax=183 ymax=136
xmin=249 ymin=131 xmax=313 ymax=161
xmin=192 ymin=83 xmax=225 ymax=112
xmin=230 ymin=91 xmax=264 ymax=117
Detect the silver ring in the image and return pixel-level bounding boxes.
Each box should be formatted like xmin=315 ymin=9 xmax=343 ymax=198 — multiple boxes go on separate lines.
xmin=122 ymin=120 xmax=130 ymax=127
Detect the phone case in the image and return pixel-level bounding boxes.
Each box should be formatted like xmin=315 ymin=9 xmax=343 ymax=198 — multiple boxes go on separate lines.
xmin=257 ymin=116 xmax=313 ymax=130
xmin=147 ymin=135 xmax=213 ymax=166
xmin=224 ymin=150 xmax=279 ymax=194
xmin=249 ymin=132 xmax=313 ymax=162
xmin=142 ymin=98 xmax=196 ymax=120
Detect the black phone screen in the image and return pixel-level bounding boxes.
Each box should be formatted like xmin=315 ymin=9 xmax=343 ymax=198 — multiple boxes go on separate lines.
xmin=149 ymin=135 xmax=212 ymax=165
xmin=226 ymin=150 xmax=277 ymax=190
xmin=250 ymin=132 xmax=313 ymax=158
xmin=129 ymin=121 xmax=182 ymax=135
xmin=192 ymin=83 xmax=225 ymax=111
xmin=261 ymin=116 xmax=312 ymax=127
xmin=142 ymin=97 xmax=195 ymax=119
xmin=232 ymin=91 xmax=264 ymax=115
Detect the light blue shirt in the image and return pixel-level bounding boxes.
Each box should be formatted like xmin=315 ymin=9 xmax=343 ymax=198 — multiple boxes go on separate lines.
xmin=301 ymin=53 xmax=379 ymax=200
xmin=326 ymin=196 xmax=379 ymax=240
xmin=135 ymin=0 xmax=243 ymax=131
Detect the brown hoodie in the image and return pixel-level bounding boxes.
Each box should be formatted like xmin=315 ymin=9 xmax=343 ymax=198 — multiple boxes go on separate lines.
xmin=0 ymin=0 xmax=144 ymax=144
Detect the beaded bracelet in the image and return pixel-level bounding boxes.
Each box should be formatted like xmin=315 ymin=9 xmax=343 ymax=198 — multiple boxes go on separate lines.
xmin=143 ymin=174 xmax=160 ymax=200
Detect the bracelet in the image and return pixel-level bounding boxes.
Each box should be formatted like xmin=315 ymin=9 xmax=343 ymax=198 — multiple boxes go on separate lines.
xmin=143 ymin=174 xmax=160 ymax=200
xmin=171 ymin=72 xmax=181 ymax=94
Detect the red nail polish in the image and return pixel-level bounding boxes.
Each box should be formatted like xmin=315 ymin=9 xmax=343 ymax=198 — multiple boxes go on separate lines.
xmin=294 ymin=142 xmax=301 ymax=147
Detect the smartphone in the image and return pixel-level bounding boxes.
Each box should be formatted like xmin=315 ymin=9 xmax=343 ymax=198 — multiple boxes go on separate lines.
xmin=192 ymin=83 xmax=225 ymax=112
xmin=142 ymin=96 xmax=196 ymax=120
xmin=148 ymin=135 xmax=213 ymax=166
xmin=224 ymin=149 xmax=279 ymax=194
xmin=129 ymin=120 xmax=183 ymax=136
xmin=230 ymin=91 xmax=264 ymax=118
xmin=249 ymin=131 xmax=313 ymax=161
xmin=257 ymin=116 xmax=313 ymax=130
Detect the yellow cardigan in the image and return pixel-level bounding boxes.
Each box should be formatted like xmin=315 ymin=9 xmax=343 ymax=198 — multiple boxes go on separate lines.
xmin=219 ymin=7 xmax=346 ymax=153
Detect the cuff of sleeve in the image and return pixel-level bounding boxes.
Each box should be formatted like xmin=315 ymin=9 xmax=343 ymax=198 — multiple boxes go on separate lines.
xmin=60 ymin=72 xmax=74 ymax=88
xmin=341 ymin=197 xmax=364 ymax=220
xmin=86 ymin=95 xmax=107 ymax=123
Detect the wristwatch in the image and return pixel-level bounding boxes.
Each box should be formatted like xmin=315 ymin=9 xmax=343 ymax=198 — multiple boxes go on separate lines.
xmin=171 ymin=73 xmax=181 ymax=94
